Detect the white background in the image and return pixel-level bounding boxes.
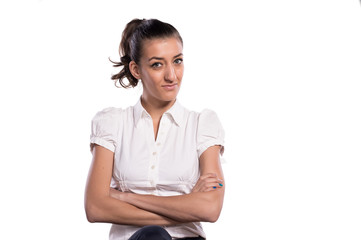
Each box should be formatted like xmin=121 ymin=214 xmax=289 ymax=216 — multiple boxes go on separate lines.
xmin=1 ymin=0 xmax=360 ymax=239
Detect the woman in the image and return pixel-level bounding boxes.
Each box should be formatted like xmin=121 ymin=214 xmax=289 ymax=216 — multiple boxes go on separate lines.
xmin=85 ymin=19 xmax=225 ymax=240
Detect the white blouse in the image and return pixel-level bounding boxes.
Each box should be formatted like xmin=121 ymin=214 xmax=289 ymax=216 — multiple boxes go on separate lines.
xmin=90 ymin=99 xmax=225 ymax=240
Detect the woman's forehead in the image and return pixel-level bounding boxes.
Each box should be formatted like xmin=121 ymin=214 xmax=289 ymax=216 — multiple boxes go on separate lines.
xmin=141 ymin=37 xmax=183 ymax=59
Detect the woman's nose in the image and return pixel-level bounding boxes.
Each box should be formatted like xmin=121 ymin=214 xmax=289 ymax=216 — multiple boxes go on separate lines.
xmin=164 ymin=65 xmax=176 ymax=82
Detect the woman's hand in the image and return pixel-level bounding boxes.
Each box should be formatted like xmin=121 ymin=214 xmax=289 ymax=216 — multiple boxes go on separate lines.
xmin=191 ymin=173 xmax=223 ymax=193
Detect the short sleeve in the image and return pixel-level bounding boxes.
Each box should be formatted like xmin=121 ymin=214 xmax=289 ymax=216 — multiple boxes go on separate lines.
xmin=196 ymin=109 xmax=225 ymax=158
xmin=90 ymin=107 xmax=121 ymax=152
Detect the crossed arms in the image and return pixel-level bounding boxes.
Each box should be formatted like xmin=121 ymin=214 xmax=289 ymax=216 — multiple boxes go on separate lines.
xmin=84 ymin=144 xmax=225 ymax=226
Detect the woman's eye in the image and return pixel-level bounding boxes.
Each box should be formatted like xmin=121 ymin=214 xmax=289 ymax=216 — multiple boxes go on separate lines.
xmin=151 ymin=62 xmax=162 ymax=68
xmin=174 ymin=58 xmax=183 ymax=64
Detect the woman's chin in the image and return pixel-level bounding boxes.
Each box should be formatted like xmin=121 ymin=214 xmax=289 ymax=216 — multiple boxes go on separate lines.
xmin=161 ymin=91 xmax=179 ymax=102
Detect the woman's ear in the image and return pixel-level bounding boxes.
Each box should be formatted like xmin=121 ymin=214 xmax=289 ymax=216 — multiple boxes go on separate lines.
xmin=129 ymin=61 xmax=141 ymax=80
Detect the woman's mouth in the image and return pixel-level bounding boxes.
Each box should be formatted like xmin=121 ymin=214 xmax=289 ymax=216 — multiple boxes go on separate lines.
xmin=161 ymin=83 xmax=178 ymax=91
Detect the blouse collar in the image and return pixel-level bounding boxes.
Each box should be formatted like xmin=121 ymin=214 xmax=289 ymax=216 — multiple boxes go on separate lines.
xmin=133 ymin=98 xmax=184 ymax=128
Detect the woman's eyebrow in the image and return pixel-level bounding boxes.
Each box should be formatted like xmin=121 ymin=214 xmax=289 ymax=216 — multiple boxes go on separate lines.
xmin=148 ymin=53 xmax=183 ymax=62
xmin=174 ymin=53 xmax=183 ymax=58
xmin=148 ymin=56 xmax=163 ymax=61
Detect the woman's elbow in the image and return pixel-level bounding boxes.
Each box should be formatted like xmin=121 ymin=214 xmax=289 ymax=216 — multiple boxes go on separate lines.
xmin=85 ymin=197 xmax=103 ymax=223
xmin=198 ymin=191 xmax=224 ymax=223
xmin=85 ymin=201 xmax=97 ymax=223
xmin=202 ymin=205 xmax=222 ymax=223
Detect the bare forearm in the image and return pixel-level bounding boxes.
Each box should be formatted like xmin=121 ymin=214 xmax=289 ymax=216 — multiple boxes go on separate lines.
xmin=85 ymin=196 xmax=179 ymax=226
xmin=121 ymin=190 xmax=224 ymax=223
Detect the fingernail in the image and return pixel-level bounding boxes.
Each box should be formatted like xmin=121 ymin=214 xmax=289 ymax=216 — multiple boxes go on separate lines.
xmin=213 ymin=186 xmax=217 ymax=189
xmin=219 ymin=183 xmax=223 ymax=187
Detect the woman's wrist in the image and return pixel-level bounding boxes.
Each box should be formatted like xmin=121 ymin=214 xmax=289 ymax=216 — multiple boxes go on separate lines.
xmin=109 ymin=188 xmax=128 ymax=201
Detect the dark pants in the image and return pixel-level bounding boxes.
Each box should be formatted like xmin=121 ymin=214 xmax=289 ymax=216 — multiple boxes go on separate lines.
xmin=128 ymin=225 xmax=204 ymax=240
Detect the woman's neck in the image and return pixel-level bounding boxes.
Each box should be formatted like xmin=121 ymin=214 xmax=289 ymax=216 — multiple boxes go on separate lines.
xmin=140 ymin=95 xmax=176 ymax=120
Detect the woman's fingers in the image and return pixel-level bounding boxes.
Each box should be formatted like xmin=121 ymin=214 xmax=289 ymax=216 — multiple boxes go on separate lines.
xmin=192 ymin=173 xmax=224 ymax=193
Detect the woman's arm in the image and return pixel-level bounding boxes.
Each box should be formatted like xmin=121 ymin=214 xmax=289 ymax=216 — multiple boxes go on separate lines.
xmin=112 ymin=145 xmax=225 ymax=223
xmin=84 ymin=144 xmax=180 ymax=226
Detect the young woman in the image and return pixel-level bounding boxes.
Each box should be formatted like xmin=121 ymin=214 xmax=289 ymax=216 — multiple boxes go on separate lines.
xmin=85 ymin=19 xmax=225 ymax=240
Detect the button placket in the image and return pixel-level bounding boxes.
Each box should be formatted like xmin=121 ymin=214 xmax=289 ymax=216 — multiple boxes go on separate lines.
xmin=144 ymin=115 xmax=158 ymax=188
xmin=149 ymin=147 xmax=158 ymax=187
xmin=148 ymin=115 xmax=171 ymax=189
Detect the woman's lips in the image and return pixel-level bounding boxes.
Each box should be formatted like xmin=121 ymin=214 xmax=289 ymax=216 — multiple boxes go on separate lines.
xmin=161 ymin=83 xmax=178 ymax=91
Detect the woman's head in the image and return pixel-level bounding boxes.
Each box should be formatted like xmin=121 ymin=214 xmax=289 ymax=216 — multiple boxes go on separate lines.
xmin=111 ymin=19 xmax=183 ymax=89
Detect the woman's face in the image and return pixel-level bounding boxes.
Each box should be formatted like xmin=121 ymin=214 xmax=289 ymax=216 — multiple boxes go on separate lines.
xmin=131 ymin=37 xmax=184 ymax=105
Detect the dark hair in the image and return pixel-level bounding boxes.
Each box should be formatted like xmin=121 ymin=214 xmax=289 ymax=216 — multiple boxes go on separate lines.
xmin=110 ymin=19 xmax=183 ymax=88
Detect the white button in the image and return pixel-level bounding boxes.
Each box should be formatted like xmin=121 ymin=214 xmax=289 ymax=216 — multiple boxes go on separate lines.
xmin=156 ymin=142 xmax=161 ymax=146
xmin=151 ymin=165 xmax=155 ymax=169
xmin=152 ymin=152 xmax=157 ymax=156
xmin=150 ymin=180 xmax=155 ymax=185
